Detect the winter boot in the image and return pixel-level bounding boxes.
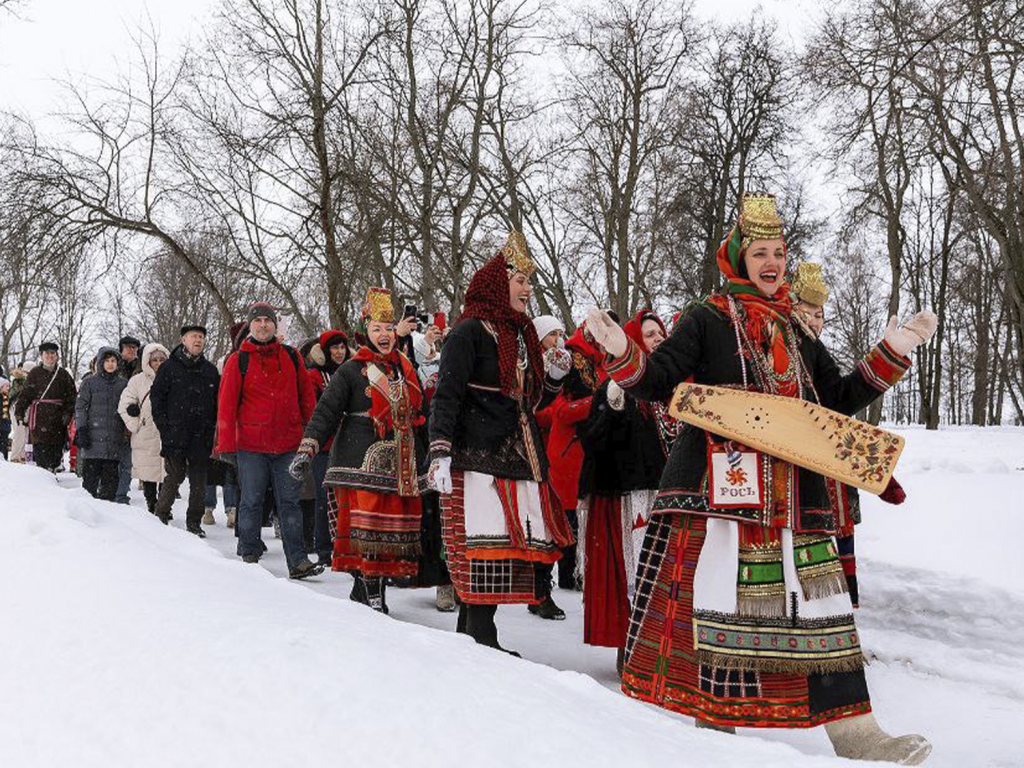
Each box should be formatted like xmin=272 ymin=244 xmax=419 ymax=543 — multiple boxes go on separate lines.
xmin=466 ymin=604 xmax=519 ymax=657
xmin=825 ymin=713 xmax=931 ymax=765
xmin=436 ymin=584 xmax=457 ymax=612
xmin=695 ymin=719 xmax=736 ymax=735
xmin=364 ymin=577 xmax=388 ymax=614
xmin=186 ymin=525 xmax=207 ymax=539
xmin=350 ymin=573 xmax=368 ymax=605
xmin=225 ymin=507 xmax=236 ymax=529
xmin=527 ymin=595 xmax=566 ymax=620
xmin=202 ymin=507 xmax=216 ymax=526
xmin=288 ymin=559 xmax=325 ymax=580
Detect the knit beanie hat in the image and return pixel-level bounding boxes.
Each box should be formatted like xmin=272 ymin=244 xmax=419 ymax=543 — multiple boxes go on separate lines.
xmin=532 ymin=315 xmax=564 ymax=343
xmin=248 ymin=302 xmax=278 ymax=326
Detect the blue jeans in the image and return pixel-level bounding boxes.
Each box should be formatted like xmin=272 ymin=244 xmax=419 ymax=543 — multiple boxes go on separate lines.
xmin=312 ymin=451 xmax=331 ymax=561
xmin=206 ymin=482 xmax=240 ymax=509
xmin=236 ymin=450 xmax=307 ymax=570
xmin=115 ymin=443 xmax=133 ymax=504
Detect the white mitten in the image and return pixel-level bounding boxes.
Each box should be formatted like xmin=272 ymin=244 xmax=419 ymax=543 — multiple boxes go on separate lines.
xmin=607 ymin=380 xmax=626 ymax=411
xmin=547 ymin=347 xmax=572 ymax=380
xmin=428 ymin=456 xmax=452 ymax=494
xmin=883 ymin=311 xmax=937 ymax=356
xmin=584 ymin=307 xmax=628 ymax=357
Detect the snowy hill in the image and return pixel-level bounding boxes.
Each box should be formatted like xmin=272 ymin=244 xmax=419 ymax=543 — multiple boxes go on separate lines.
xmin=1 ymin=425 xmax=1022 ymax=767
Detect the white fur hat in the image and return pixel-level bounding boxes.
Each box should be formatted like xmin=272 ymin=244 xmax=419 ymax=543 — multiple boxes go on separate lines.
xmin=532 ymin=315 xmax=565 ymax=342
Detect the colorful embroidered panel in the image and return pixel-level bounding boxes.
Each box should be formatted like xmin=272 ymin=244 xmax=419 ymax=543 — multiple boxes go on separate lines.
xmin=693 ymin=610 xmax=863 ymax=674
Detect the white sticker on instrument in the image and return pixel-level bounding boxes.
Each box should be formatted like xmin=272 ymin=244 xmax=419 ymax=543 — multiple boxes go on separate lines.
xmin=709 ymin=450 xmax=763 ymax=508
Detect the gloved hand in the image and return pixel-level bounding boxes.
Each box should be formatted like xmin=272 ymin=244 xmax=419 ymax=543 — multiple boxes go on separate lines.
xmin=287 ymin=437 xmax=319 ymax=481
xmin=428 ymin=456 xmax=452 ymax=494
xmin=607 ymin=380 xmax=626 ymax=411
xmin=288 ymin=452 xmax=311 ymax=481
xmin=125 ymin=403 xmax=141 ymax=418
xmin=546 ymin=347 xmax=572 ymax=381
xmin=585 ymin=308 xmax=628 ymax=357
xmin=76 ymin=427 xmax=91 ymax=449
xmin=883 ymin=311 xmax=937 ymax=356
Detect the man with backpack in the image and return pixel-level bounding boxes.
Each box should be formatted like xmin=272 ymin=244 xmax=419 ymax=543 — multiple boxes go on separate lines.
xmin=217 ymin=303 xmax=321 ymax=579
xmin=151 ymin=326 xmax=220 ymax=534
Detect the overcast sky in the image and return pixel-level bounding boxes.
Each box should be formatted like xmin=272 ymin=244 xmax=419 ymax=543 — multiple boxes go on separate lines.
xmin=0 ymin=0 xmax=818 ymax=117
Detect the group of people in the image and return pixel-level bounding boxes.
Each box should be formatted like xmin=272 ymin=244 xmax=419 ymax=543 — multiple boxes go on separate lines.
xmin=2 ymin=193 xmax=939 ymax=765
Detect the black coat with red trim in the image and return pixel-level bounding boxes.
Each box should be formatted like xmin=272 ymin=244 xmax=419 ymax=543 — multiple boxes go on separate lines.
xmin=429 ymin=318 xmax=560 ymax=481
xmin=303 ymin=358 xmax=427 ymax=494
xmin=608 ymin=304 xmax=910 ymax=532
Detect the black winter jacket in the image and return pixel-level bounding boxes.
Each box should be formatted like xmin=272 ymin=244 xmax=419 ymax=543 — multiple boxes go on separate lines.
xmin=304 ymin=358 xmax=427 ymax=493
xmin=611 ymin=304 xmax=906 ymax=533
xmin=150 ymin=345 xmax=220 ymax=459
xmin=75 ymin=349 xmax=128 ymax=461
xmin=429 ymin=318 xmax=560 ymax=481
xmin=578 ymin=383 xmax=668 ymax=497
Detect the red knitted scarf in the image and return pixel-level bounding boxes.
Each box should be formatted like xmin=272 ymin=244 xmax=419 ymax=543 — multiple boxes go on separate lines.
xmin=459 ymin=253 xmax=544 ymax=405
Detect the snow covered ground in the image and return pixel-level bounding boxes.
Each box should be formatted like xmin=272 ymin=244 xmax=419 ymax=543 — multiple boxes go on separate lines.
xmin=1 ymin=425 xmax=1022 ymax=767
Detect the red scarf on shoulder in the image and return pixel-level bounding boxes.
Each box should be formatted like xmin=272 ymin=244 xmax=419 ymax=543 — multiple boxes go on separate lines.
xmin=351 ymin=345 xmax=423 ymax=437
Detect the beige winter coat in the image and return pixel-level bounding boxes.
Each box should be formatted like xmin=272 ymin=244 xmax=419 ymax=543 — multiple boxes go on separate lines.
xmin=118 ymin=343 xmax=169 ymax=483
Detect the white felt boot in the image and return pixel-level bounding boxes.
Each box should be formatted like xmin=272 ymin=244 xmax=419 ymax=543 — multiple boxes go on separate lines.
xmin=826 ymin=713 xmax=931 ymax=765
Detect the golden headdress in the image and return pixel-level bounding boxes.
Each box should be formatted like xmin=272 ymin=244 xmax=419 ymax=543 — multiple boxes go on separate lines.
xmin=792 ymin=262 xmax=830 ymax=307
xmin=737 ymin=192 xmax=784 ymax=244
xmin=361 ymin=287 xmax=395 ymax=324
xmin=502 ymin=231 xmax=535 ymax=277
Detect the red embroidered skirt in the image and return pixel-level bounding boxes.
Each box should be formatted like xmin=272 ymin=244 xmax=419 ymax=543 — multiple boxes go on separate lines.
xmin=621 ymin=512 xmax=871 ymax=729
xmin=583 ymin=495 xmax=631 ymax=648
xmin=328 ymin=487 xmax=421 ymax=578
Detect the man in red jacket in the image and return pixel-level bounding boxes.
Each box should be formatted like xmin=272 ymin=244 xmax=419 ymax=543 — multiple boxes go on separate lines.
xmin=217 ymin=303 xmax=321 ymax=579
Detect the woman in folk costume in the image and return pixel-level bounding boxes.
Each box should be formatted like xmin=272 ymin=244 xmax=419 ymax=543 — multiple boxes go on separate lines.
xmin=576 ymin=311 xmax=676 ymax=673
xmin=585 ymin=193 xmax=936 ymax=765
xmin=790 ymin=263 xmax=906 ymax=607
xmin=428 ymin=232 xmax=574 ymax=654
xmin=292 ymin=288 xmax=426 ymax=614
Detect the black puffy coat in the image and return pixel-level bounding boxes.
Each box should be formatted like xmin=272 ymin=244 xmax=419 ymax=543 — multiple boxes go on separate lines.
xmin=150 ymin=344 xmax=220 ymax=459
xmin=578 ymin=383 xmax=668 ymax=498
xmin=616 ymin=304 xmax=902 ymax=533
xmin=75 ymin=347 xmax=128 ymax=461
xmin=429 ymin=318 xmax=560 ymax=481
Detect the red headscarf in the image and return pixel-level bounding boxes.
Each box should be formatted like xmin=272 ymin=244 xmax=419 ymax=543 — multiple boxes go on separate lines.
xmin=623 ymin=310 xmax=668 ymax=416
xmin=459 ymin=253 xmax=544 ymax=405
xmin=351 ymin=344 xmax=423 ymax=437
xmin=623 ymin=310 xmax=667 ymax=353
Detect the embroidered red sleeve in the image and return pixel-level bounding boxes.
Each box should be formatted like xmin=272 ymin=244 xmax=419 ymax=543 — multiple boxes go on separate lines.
xmin=856 ymin=340 xmax=911 ymax=392
xmin=605 ymin=338 xmax=647 ymax=389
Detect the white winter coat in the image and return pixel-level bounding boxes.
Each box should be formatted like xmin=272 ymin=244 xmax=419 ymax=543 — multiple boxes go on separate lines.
xmin=118 ymin=343 xmax=169 ymax=483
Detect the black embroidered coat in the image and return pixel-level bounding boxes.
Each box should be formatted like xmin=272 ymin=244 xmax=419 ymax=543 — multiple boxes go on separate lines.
xmin=429 ymin=318 xmax=560 ymax=481
xmin=607 ymin=305 xmax=909 ymax=533
xmin=304 ymin=358 xmax=427 ymax=494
